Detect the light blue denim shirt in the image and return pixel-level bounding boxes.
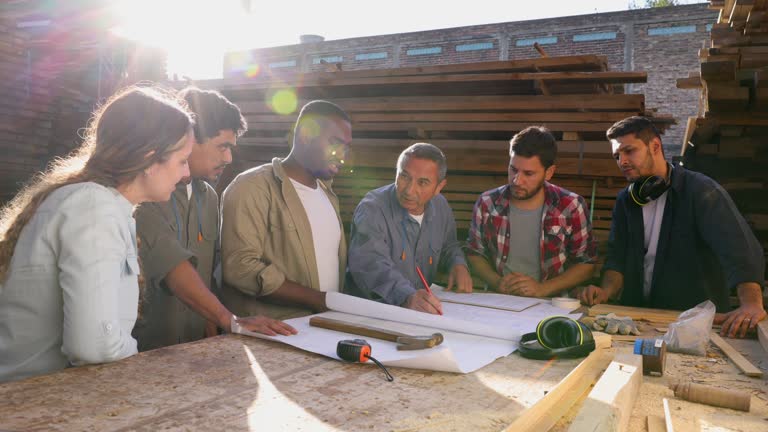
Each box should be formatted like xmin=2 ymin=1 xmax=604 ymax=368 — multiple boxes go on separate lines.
xmin=0 ymin=182 xmax=139 ymax=383
xmin=344 ymin=183 xmax=467 ymax=306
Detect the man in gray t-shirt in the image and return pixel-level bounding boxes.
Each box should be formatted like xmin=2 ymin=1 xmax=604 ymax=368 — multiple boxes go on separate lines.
xmin=466 ymin=127 xmax=598 ymax=297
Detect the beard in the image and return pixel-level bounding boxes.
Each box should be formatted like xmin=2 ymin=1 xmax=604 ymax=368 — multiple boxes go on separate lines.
xmin=511 ymin=180 xmax=545 ymax=201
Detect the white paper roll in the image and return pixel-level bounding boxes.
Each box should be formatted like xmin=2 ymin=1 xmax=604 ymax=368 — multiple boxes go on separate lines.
xmin=551 ymin=297 xmax=581 ymax=312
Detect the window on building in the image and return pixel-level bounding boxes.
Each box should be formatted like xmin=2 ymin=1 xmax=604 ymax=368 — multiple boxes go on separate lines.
xmin=355 ymin=52 xmax=388 ymax=60
xmin=406 ymin=47 xmax=442 ymax=56
xmin=312 ymin=55 xmax=343 ymax=65
xmin=456 ymin=42 xmax=494 ymax=52
xmin=515 ymin=36 xmax=557 ymax=47
xmin=648 ymin=25 xmax=696 ymax=36
xmin=268 ymin=60 xmax=296 ymax=68
xmin=573 ymin=32 xmax=617 ymax=42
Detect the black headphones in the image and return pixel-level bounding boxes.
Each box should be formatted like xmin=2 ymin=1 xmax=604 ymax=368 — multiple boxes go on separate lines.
xmin=628 ymin=163 xmax=673 ymax=206
xmin=518 ymin=316 xmax=595 ymax=360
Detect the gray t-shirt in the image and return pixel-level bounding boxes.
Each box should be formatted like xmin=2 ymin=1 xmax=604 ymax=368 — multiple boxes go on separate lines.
xmin=504 ymin=204 xmax=544 ymax=281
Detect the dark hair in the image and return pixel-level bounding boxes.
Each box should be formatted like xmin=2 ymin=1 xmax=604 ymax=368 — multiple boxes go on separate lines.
xmin=397 ymin=142 xmax=448 ymax=181
xmin=510 ymin=126 xmax=557 ymax=169
xmin=293 ymin=100 xmax=350 ymax=137
xmin=179 ymin=87 xmax=247 ymax=143
xmin=606 ymin=116 xmax=661 ymax=146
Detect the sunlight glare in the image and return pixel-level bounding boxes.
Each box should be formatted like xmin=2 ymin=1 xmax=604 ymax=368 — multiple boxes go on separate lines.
xmin=109 ymin=0 xmax=249 ymax=79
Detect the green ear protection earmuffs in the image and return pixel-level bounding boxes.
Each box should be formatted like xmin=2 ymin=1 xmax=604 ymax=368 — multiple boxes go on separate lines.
xmin=518 ymin=316 xmax=596 ymax=360
xmin=628 ymin=162 xmax=673 ymax=206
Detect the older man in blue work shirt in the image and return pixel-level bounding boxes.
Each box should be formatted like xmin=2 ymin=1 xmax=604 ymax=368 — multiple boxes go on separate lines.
xmin=345 ymin=143 xmax=473 ymax=314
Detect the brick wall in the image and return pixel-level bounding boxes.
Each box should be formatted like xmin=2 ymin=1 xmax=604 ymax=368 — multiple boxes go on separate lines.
xmin=225 ymin=4 xmax=717 ymax=158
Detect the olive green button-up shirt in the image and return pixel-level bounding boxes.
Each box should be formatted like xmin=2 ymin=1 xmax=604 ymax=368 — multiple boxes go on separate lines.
xmin=220 ymin=158 xmax=347 ymax=320
xmin=133 ymin=179 xmax=219 ymax=351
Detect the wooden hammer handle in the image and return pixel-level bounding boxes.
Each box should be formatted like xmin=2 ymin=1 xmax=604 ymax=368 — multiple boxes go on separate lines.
xmin=309 ymin=316 xmax=410 ymax=342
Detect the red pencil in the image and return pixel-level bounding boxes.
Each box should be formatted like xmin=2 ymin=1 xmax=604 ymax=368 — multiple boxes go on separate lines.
xmin=415 ymin=266 xmax=441 ymax=315
xmin=415 ymin=266 xmax=432 ymax=294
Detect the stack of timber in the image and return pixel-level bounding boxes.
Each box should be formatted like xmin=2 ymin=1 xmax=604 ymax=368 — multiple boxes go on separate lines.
xmin=0 ymin=6 xmax=168 ymax=205
xmin=0 ymin=18 xmax=58 ymax=203
xmin=677 ymin=0 xmax=768 ymax=280
xmin=204 ymin=54 xmax=674 ymax=266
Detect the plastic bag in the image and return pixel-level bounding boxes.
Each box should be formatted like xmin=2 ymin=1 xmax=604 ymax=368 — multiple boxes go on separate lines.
xmin=662 ymin=300 xmax=716 ymax=356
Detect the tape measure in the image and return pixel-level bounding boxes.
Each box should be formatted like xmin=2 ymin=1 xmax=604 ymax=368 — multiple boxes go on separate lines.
xmin=337 ymin=339 xmax=394 ymax=382
xmin=633 ymin=338 xmax=666 ymax=376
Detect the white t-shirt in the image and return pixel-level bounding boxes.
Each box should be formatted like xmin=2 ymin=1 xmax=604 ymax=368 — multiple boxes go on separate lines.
xmin=642 ymin=191 xmax=667 ymax=301
xmin=289 ymin=178 xmax=341 ymax=292
xmin=410 ymin=213 xmax=424 ymax=225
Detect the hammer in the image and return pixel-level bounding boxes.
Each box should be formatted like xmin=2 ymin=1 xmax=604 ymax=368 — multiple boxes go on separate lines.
xmin=309 ymin=316 xmax=444 ymax=351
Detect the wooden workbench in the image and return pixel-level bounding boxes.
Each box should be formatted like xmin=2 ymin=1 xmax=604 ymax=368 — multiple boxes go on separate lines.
xmin=1 ymin=333 xmax=766 ymax=431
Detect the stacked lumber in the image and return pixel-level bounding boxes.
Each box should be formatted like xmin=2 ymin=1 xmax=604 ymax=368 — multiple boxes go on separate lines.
xmin=203 ymin=54 xmax=674 ymax=266
xmin=677 ymin=0 xmax=768 ymax=280
xmin=0 ymin=19 xmax=57 ymax=203
xmin=0 ymin=2 xmax=173 ymax=204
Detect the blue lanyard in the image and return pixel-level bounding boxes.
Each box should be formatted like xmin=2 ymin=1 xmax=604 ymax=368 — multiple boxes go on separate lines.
xmin=399 ymin=208 xmax=433 ymax=265
xmin=170 ymin=184 xmax=203 ymax=244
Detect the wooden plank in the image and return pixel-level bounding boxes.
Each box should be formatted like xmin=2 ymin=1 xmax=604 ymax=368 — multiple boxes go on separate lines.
xmin=239 ymin=137 xmax=613 ymax=155
xmin=663 ymin=398 xmax=675 ymax=432
xmin=700 ymin=60 xmax=737 ymax=82
xmin=676 ymin=75 xmax=702 ymax=89
xmin=247 ymin=120 xmax=618 ymax=133
xmin=234 ymin=94 xmax=646 ymax=114
xmin=218 ymin=55 xmax=609 ymax=83
xmin=215 ymin=71 xmax=649 ymax=91
xmin=244 ymin=111 xmax=638 ymax=123
xmin=0 ymin=333 xmax=614 ymax=431
xmin=710 ymin=332 xmax=764 ymax=377
xmin=503 ymin=333 xmax=613 ymax=432
xmin=647 ymin=415 xmax=667 ymax=432
xmin=587 ymin=304 xmax=682 ymax=324
xmin=568 ymin=353 xmax=642 ymax=432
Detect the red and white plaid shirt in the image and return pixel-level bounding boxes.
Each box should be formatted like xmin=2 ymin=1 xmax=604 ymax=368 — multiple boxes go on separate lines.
xmin=466 ymin=182 xmax=597 ymax=281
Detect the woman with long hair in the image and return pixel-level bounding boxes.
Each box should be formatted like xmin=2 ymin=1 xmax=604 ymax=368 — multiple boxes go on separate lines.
xmin=0 ymin=85 xmax=195 ymax=382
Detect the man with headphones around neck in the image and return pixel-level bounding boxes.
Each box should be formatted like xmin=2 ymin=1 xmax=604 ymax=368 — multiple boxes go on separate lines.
xmin=574 ymin=116 xmax=765 ymax=339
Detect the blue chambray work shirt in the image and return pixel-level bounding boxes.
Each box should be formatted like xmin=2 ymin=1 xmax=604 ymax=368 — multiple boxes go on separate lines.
xmin=0 ymin=183 xmax=139 ymax=383
xmin=344 ymin=183 xmax=467 ymax=306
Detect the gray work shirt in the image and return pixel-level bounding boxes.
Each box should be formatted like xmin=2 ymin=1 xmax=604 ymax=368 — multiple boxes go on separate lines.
xmin=344 ymin=183 xmax=467 ymax=306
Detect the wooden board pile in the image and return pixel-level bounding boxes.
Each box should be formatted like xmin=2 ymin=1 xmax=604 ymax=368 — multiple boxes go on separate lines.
xmin=0 ymin=19 xmax=58 ymax=203
xmin=677 ymin=0 xmax=768 ymax=279
xmin=204 ymin=54 xmax=674 ymax=264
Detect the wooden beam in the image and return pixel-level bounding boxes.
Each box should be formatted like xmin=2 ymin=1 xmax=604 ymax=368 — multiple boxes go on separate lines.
xmin=663 ymin=398 xmax=675 ymax=432
xmin=568 ymin=353 xmax=642 ymax=432
xmin=244 ymin=111 xmax=639 ymax=124
xmin=587 ymin=304 xmax=682 ymax=324
xmin=676 ymin=75 xmax=702 ymax=89
xmin=212 ymin=71 xmax=648 ymax=92
xmin=235 ymin=94 xmax=646 ymax=114
xmin=700 ymin=60 xmax=736 ymax=82
xmin=647 ymin=415 xmax=667 ymax=432
xmin=503 ymin=333 xmax=612 ymax=432
xmin=709 ymin=332 xmax=763 ymax=377
xmin=216 ymin=55 xmax=610 ymax=84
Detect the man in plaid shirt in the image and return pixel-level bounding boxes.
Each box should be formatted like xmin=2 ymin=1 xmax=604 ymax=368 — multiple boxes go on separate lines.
xmin=466 ymin=127 xmax=598 ymax=297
